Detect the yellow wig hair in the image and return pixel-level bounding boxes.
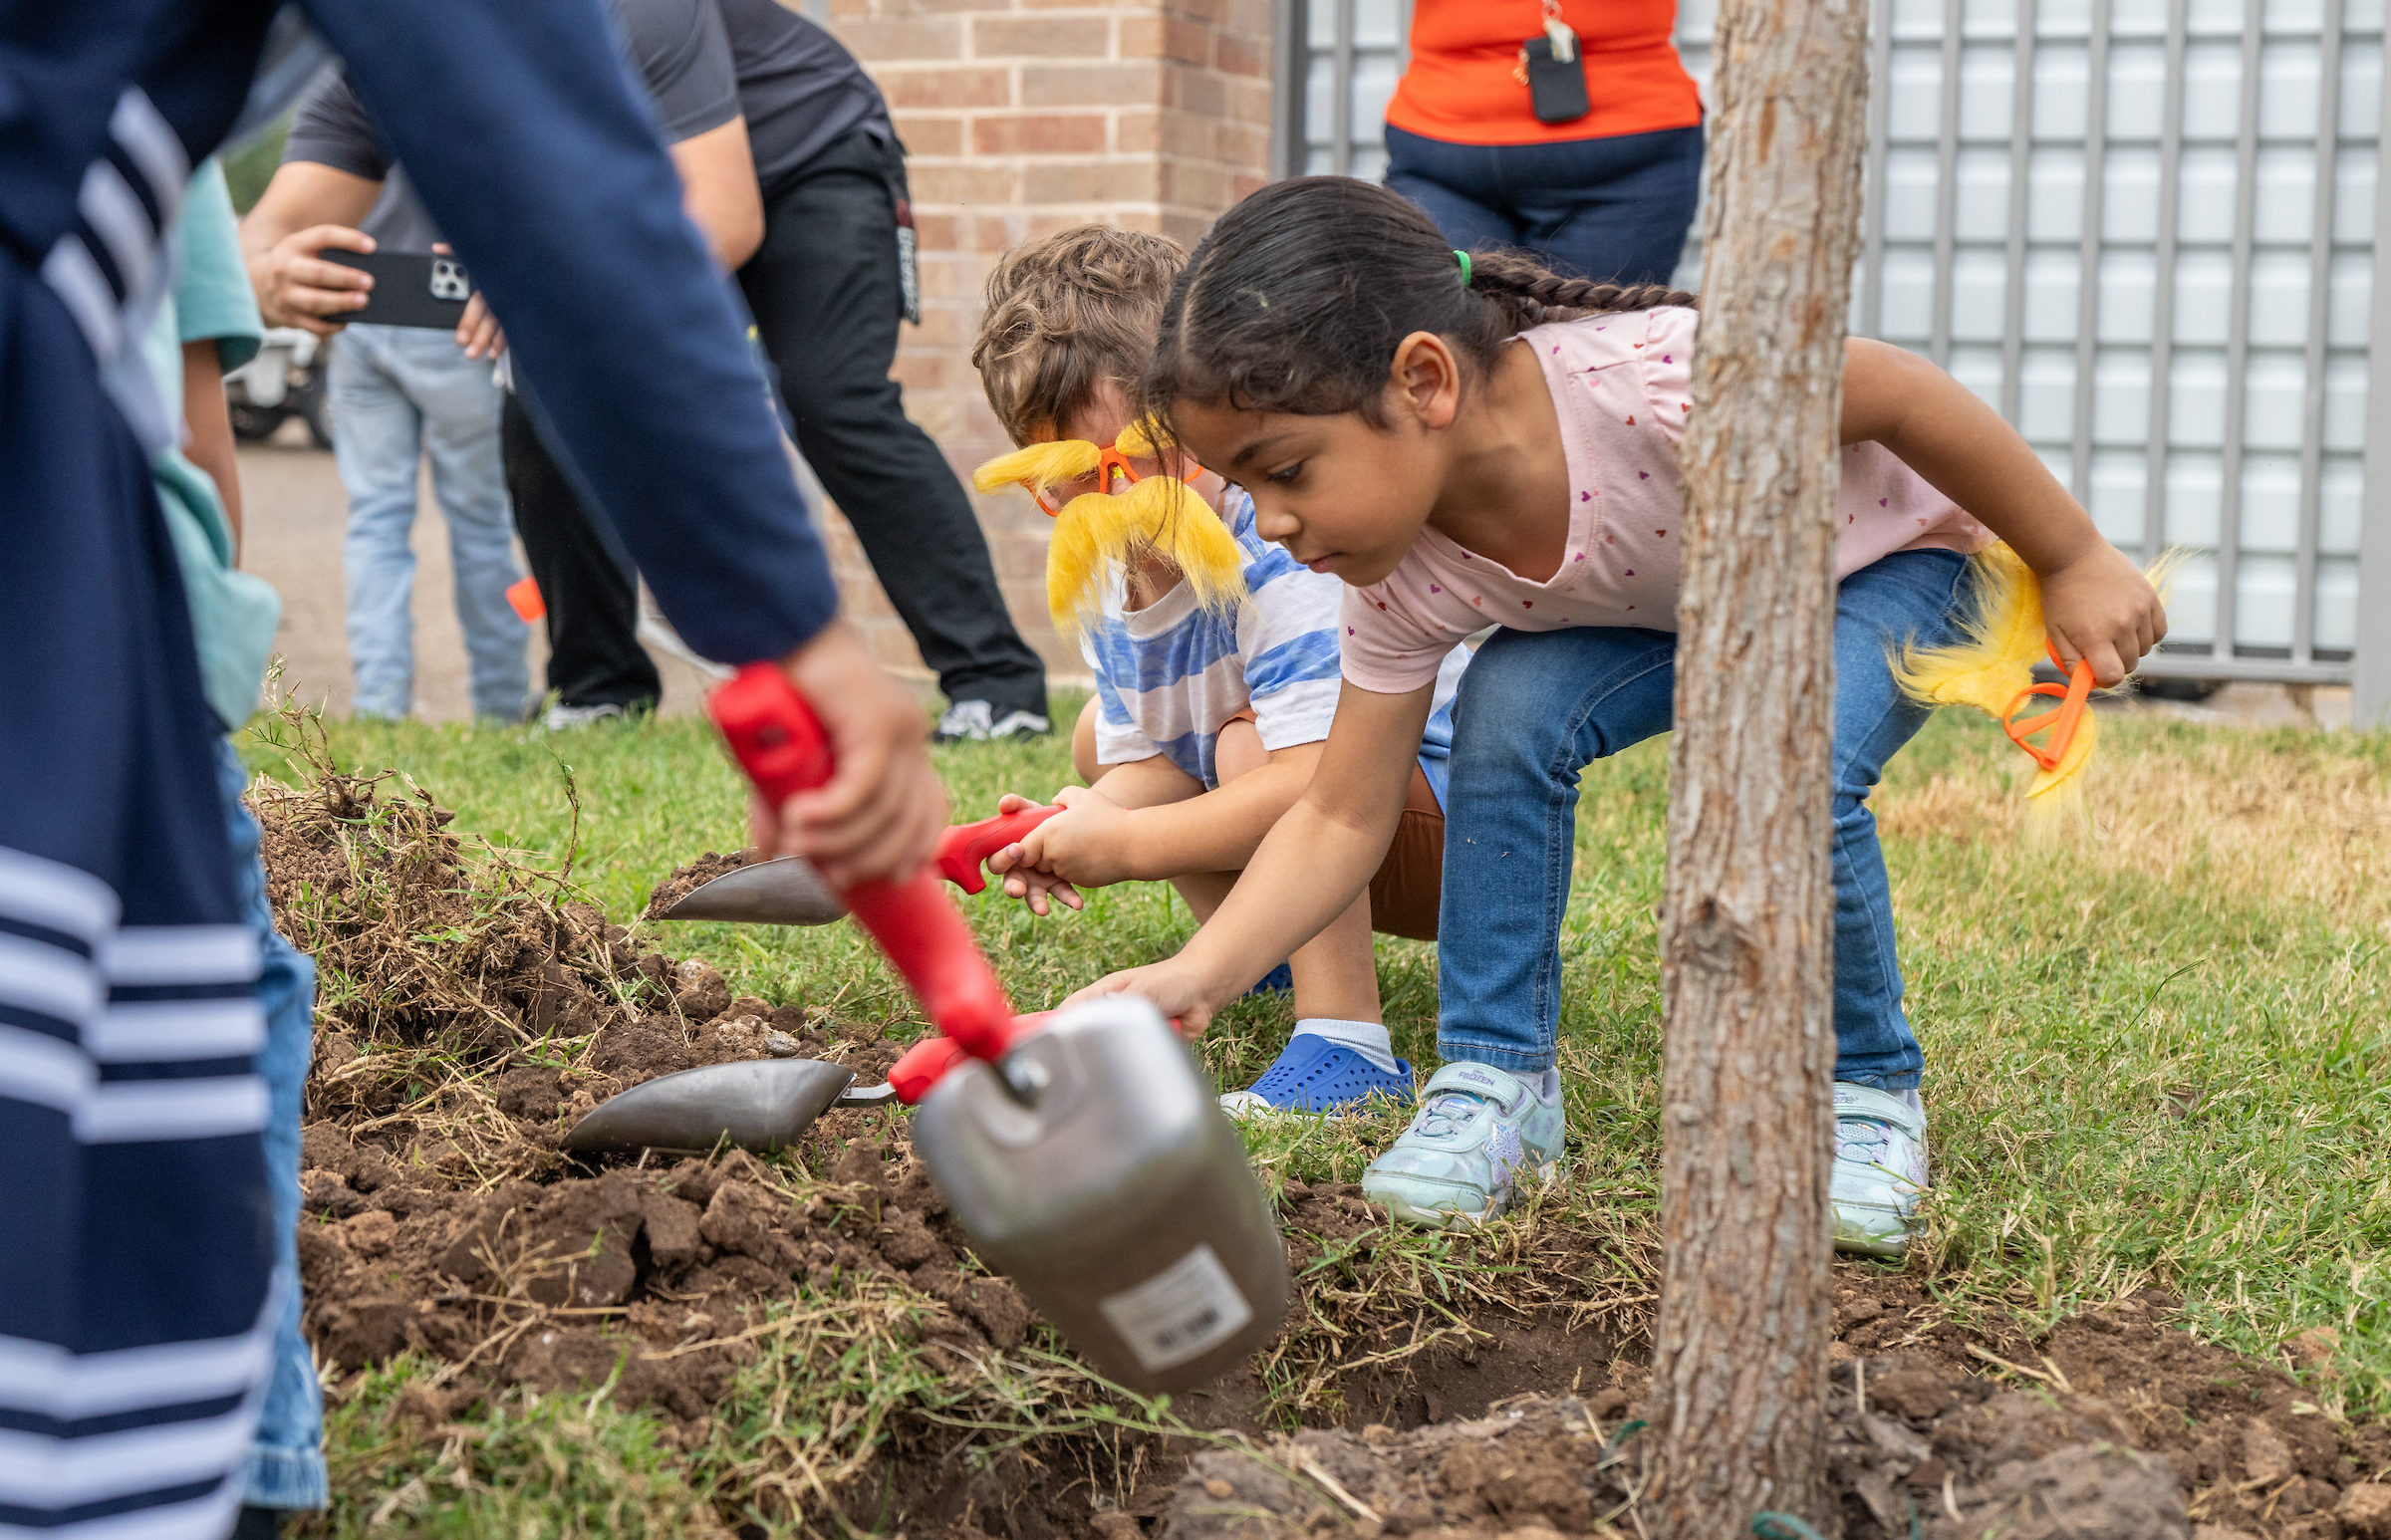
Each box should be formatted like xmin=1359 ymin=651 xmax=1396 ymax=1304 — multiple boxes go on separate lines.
xmin=1891 ymin=542 xmax=2178 ymax=826
xmin=973 ymin=419 xmax=1246 ymax=635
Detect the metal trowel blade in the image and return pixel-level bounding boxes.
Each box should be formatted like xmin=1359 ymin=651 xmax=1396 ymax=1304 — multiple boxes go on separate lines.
xmin=564 ymin=1057 xmax=896 ymax=1155
xmin=661 ymin=856 xmax=847 ymax=925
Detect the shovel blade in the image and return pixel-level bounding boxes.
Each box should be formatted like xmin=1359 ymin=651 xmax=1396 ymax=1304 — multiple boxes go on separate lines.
xmin=661 ymin=856 xmax=847 ymax=925
xmin=565 ymin=1058 xmax=857 ymax=1154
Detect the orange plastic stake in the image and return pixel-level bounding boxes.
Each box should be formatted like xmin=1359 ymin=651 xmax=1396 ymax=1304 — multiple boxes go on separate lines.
xmin=506 ymin=576 xmax=545 ymax=623
xmin=1999 ymin=643 xmax=2094 ymax=772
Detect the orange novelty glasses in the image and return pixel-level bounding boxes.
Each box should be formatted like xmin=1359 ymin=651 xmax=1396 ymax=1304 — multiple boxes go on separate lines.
xmin=1022 ymin=442 xmax=1207 ymax=516
xmin=2001 ymin=643 xmax=2095 ymax=771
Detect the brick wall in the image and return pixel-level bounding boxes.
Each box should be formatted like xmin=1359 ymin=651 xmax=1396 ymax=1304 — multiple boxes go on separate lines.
xmin=809 ymin=0 xmax=1275 ymax=698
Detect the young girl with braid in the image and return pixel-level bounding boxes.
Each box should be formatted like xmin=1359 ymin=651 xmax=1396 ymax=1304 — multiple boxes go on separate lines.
xmin=1060 ymin=178 xmax=2167 ymax=1251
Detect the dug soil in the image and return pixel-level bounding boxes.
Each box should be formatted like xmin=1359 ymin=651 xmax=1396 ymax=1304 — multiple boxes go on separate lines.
xmin=258 ymin=761 xmax=2381 ymax=1540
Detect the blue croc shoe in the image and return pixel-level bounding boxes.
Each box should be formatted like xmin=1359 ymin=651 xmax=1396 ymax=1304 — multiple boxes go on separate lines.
xmin=1241 ymin=962 xmax=1294 ymax=999
xmin=1218 ymin=1033 xmax=1416 ymax=1119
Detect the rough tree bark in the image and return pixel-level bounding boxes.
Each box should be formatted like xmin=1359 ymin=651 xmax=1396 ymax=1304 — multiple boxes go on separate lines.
xmin=1646 ymin=0 xmax=1874 ymax=1531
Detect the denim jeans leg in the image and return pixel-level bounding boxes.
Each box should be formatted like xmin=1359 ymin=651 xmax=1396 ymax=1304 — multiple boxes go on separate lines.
xmin=1437 ymin=626 xmax=1678 ymax=1073
xmin=1384 ymin=127 xmax=1524 ymax=254
xmin=215 ymin=744 xmax=328 ymax=1509
xmin=1822 ymin=550 xmax=1973 ymax=1090
xmin=398 ymin=335 xmax=526 ymax=721
xmin=330 ymin=326 xmax=426 ymax=718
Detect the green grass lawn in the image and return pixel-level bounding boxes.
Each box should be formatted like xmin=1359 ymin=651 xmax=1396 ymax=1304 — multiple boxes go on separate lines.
xmin=248 ymin=694 xmax=2390 ymax=1527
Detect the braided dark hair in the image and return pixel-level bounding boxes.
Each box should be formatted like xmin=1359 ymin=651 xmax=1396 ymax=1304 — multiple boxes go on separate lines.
xmin=1145 ymin=177 xmax=1697 ymax=429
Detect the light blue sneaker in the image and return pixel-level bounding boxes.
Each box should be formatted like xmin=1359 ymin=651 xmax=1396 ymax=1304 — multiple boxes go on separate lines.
xmin=1360 ymin=1062 xmax=1565 ymax=1228
xmin=1832 ymin=1085 xmax=1929 ymax=1257
xmin=1217 ymin=1033 xmax=1415 ymax=1119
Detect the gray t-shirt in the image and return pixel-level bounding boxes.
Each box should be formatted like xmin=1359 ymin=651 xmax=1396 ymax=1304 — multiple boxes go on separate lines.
xmin=713 ymin=0 xmax=894 ymax=195
xmin=282 ymin=0 xmax=743 ymax=227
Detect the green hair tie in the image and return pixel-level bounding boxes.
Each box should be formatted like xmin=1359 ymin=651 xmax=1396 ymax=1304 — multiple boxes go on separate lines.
xmin=1454 ymin=250 xmax=1472 ymax=289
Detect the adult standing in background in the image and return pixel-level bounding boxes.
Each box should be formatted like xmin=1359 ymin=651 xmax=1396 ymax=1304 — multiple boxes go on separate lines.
xmin=713 ymin=0 xmax=1052 ymax=742
xmin=1383 ymin=0 xmax=1704 ymax=287
xmin=243 ymin=102 xmax=527 ymax=723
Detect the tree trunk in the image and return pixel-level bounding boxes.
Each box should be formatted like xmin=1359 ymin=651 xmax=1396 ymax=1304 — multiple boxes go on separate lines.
xmin=1646 ymin=0 xmax=1873 ymax=1531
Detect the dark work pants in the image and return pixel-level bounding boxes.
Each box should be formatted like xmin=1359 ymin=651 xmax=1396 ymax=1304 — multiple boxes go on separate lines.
xmin=503 ymin=391 xmax=661 ymax=712
xmin=739 ymin=129 xmax=1047 ymax=720
xmin=1385 ymin=122 xmax=1705 ymax=287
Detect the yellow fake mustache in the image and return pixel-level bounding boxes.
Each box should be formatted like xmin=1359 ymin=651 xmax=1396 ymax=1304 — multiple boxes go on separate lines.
xmin=973 ymin=428 xmax=1246 ymax=635
xmin=1891 ymin=542 xmax=2178 ymax=825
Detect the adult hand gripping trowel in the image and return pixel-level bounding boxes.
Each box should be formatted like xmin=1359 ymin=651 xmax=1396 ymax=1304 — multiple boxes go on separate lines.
xmin=572 ymin=662 xmax=1285 ymax=1392
xmin=656 ymin=802 xmax=1064 ymax=925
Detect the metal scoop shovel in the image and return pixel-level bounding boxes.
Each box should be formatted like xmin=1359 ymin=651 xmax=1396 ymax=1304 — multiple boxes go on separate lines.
xmin=657 ymin=803 xmax=1062 ymax=926
xmin=563 ymin=1057 xmax=898 ymax=1155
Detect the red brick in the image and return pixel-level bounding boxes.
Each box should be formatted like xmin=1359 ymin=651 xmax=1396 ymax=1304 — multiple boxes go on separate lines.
xmin=1214 ymin=31 xmax=1264 ymax=77
xmin=910 ymin=162 xmax=1022 ymax=204
xmin=1169 ymin=65 xmax=1227 ymax=117
xmin=1118 ymin=16 xmax=1163 ymax=56
xmin=841 ymin=15 xmax=963 ymax=59
xmin=1022 ymin=159 xmax=1159 ymax=203
xmin=1020 ymin=61 xmax=1161 ymax=106
xmin=878 ymin=65 xmax=1014 ymax=109
xmin=972 ymin=15 xmax=1112 ymax=56
xmin=1162 ymin=16 xmax=1213 ymax=63
xmin=972 ymin=112 xmax=1109 ymax=154
xmin=1115 ymin=108 xmax=1160 ymax=153
xmin=894 ymin=114 xmax=965 ymax=154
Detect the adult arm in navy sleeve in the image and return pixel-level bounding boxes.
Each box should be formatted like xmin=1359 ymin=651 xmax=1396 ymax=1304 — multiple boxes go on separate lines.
xmin=298 ymin=0 xmax=947 ymax=884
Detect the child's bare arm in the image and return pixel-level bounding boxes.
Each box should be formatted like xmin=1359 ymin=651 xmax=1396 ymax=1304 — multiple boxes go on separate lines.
xmin=1841 ymin=338 xmax=2166 ymax=685
xmin=1064 ymin=681 xmax=1435 ymax=1031
xmin=1012 ymin=738 xmax=1328 ymax=892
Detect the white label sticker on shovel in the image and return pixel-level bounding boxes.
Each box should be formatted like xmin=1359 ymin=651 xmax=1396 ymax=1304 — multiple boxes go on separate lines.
xmin=1098 ymin=1243 xmax=1254 ymax=1372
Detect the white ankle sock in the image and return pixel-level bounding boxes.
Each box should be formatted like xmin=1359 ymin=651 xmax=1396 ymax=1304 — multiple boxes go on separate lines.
xmin=1294 ymin=1018 xmax=1398 ymax=1074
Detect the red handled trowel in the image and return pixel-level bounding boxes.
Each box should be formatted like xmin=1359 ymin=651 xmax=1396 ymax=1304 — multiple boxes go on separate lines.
xmin=572 ymin=665 xmax=1285 ymax=1392
xmin=656 ymin=802 xmax=1063 ymax=925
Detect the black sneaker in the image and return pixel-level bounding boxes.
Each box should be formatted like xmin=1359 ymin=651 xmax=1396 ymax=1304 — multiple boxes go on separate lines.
xmin=230 ymin=1507 xmax=285 ymax=1539
xmin=932 ymin=700 xmax=1052 ymax=743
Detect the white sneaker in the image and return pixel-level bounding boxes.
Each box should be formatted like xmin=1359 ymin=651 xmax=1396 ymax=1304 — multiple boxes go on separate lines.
xmin=539 ymin=702 xmax=627 ymax=731
xmin=1832 ymin=1085 xmax=1929 ymax=1257
xmin=932 ymin=700 xmax=1051 ymax=743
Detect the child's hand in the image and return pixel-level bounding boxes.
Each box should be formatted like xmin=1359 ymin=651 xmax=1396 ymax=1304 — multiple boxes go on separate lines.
xmin=985 ymin=792 xmax=1083 ymax=916
xmin=1003 ymin=786 xmax=1141 ymax=890
xmin=2037 ymin=543 xmax=2167 ymax=686
xmin=1063 ymin=960 xmax=1219 ymax=1036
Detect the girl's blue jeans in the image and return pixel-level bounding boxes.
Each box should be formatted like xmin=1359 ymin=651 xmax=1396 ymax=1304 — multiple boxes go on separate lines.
xmin=1434 ymin=549 xmax=1972 ymax=1089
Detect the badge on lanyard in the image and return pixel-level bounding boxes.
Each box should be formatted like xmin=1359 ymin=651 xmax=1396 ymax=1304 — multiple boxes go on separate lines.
xmin=1514 ymin=0 xmax=1592 ymax=125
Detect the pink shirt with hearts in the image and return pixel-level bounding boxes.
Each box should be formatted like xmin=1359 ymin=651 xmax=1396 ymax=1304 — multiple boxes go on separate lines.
xmin=1338 ymin=306 xmax=1993 ymax=693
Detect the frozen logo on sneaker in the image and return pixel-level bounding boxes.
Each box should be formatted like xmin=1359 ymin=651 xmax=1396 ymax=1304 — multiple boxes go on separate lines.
xmin=1450 ymin=1067 xmax=1507 ymax=1098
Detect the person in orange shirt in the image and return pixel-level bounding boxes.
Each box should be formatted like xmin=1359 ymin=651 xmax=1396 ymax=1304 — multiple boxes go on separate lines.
xmin=1384 ymin=0 xmax=1703 ymax=286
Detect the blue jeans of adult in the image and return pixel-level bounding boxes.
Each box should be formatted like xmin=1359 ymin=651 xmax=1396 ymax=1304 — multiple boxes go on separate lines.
xmin=1384 ymin=122 xmax=1704 ymax=287
xmin=1435 ymin=549 xmax=1974 ymax=1089
xmin=215 ymin=743 xmax=328 ymax=1510
xmin=330 ymin=323 xmax=527 ymax=721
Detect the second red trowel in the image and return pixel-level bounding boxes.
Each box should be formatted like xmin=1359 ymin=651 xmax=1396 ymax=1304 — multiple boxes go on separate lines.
xmin=657 ymin=802 xmax=1063 ymax=926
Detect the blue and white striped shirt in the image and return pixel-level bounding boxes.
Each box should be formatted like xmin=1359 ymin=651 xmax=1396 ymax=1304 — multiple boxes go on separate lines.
xmin=1083 ymin=488 xmax=1468 ymax=803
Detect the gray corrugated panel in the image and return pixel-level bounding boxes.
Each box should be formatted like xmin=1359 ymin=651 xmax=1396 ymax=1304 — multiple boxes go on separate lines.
xmin=2140 ymin=0 xmax=2189 ymax=574
xmin=2209 ymin=0 xmax=2266 ymax=661
xmin=1331 ymin=0 xmax=1356 ymax=176
xmin=1932 ymin=0 xmax=1965 ymax=366
xmin=2356 ymin=19 xmax=2391 ymax=725
xmin=2071 ymin=0 xmax=2113 ymax=504
xmin=2139 ymin=652 xmax=2354 ymax=681
xmin=2004 ymin=0 xmax=2038 ymax=422
xmin=2294 ymin=0 xmax=2344 ymax=665
xmin=1864 ymin=0 xmax=1897 ymax=338
xmin=1273 ymin=0 xmax=1308 ymax=179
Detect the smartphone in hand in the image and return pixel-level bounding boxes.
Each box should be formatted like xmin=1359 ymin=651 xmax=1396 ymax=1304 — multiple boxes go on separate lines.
xmin=321 ymin=250 xmax=472 ymax=330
